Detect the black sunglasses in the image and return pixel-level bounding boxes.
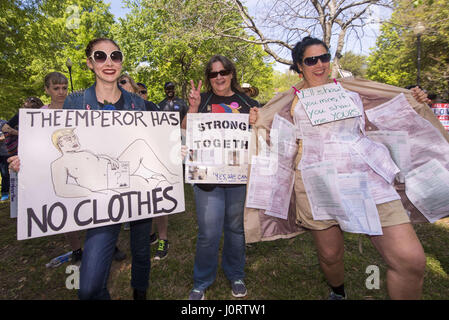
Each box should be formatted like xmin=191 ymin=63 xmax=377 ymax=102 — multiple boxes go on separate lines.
xmin=140 ymin=90 xmax=147 ymax=95
xmin=119 ymin=79 xmax=128 ymax=85
xmin=303 ymin=53 xmax=331 ymax=66
xmin=89 ymin=50 xmax=123 ymax=64
xmin=208 ymin=69 xmax=232 ymax=79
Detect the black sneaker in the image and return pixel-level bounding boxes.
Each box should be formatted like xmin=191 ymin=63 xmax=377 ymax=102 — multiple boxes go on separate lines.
xmin=113 ymin=246 xmax=127 ymax=261
xmin=71 ymin=248 xmax=83 ymax=263
xmin=154 ymin=239 xmax=168 ymax=260
xmin=328 ymin=291 xmax=347 ymax=300
xmin=231 ymin=280 xmax=247 ymax=298
xmin=150 ymin=233 xmax=158 ymax=245
xmin=133 ymin=289 xmax=147 ymax=300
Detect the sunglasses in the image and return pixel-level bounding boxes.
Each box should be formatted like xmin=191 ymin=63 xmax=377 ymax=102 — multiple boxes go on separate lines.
xmin=303 ymin=53 xmax=331 ymax=66
xmin=208 ymin=69 xmax=232 ymax=79
xmin=119 ymin=79 xmax=128 ymax=85
xmin=140 ymin=90 xmax=147 ymax=95
xmin=89 ymin=50 xmax=123 ymax=64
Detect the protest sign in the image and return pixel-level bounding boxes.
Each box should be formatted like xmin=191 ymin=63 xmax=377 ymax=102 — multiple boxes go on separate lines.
xmin=296 ymin=82 xmax=361 ymax=126
xmin=431 ymin=103 xmax=449 ymax=131
xmin=185 ymin=113 xmax=250 ymax=184
xmin=17 ymin=109 xmax=185 ymax=240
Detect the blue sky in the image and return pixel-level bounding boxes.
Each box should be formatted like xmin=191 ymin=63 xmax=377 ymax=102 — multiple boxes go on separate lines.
xmin=104 ymin=0 xmax=383 ymax=72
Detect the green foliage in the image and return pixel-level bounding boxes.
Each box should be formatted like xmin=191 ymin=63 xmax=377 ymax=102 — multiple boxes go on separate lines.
xmin=0 ymin=0 xmax=115 ymax=120
xmin=113 ymin=0 xmax=273 ymax=104
xmin=339 ymin=52 xmax=368 ymax=78
xmin=367 ymin=0 xmax=449 ymax=100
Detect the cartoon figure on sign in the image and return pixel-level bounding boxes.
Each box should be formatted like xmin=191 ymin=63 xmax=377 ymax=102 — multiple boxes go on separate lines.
xmin=50 ymin=128 xmax=178 ymax=198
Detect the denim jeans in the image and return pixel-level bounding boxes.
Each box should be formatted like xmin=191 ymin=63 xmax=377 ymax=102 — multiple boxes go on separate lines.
xmin=78 ymin=218 xmax=152 ymax=300
xmin=192 ymin=185 xmax=246 ymax=291
xmin=0 ymin=156 xmax=10 ymax=195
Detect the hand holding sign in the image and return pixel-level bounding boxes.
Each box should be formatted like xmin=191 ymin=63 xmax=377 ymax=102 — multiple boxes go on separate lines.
xmin=188 ymin=80 xmax=202 ymax=112
xmin=249 ymin=107 xmax=259 ymax=125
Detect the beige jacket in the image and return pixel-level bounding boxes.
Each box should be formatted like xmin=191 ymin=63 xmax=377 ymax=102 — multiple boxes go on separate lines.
xmin=244 ymin=77 xmax=449 ymax=243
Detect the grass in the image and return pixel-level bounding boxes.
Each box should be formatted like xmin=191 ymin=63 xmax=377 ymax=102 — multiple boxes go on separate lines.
xmin=0 ymin=183 xmax=448 ymax=300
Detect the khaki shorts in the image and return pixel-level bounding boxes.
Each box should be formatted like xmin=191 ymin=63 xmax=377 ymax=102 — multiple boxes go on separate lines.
xmin=293 ymin=143 xmax=410 ymax=231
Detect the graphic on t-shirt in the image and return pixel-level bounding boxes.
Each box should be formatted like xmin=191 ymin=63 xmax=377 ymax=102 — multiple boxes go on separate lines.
xmin=211 ymin=102 xmax=241 ymax=113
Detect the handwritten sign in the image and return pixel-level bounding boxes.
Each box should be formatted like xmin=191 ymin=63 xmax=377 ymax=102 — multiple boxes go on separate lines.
xmin=17 ymin=109 xmax=185 ymax=240
xmin=185 ymin=113 xmax=250 ymax=184
xmin=296 ymin=83 xmax=361 ymax=126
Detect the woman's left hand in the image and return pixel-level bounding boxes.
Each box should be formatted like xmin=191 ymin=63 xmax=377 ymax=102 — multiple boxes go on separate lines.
xmin=249 ymin=107 xmax=259 ymax=125
xmin=410 ymin=86 xmax=431 ymax=105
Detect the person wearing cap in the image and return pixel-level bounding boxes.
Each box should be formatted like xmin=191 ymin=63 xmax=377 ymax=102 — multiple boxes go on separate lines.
xmin=158 ymin=82 xmax=189 ymax=121
xmin=149 ymin=81 xmax=188 ymax=260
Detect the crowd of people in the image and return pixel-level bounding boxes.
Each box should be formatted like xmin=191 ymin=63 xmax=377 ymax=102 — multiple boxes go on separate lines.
xmin=1 ymin=35 xmax=440 ymax=301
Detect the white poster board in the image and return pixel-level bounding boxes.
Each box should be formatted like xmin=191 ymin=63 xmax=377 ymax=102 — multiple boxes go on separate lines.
xmin=17 ymin=109 xmax=185 ymax=240
xmin=185 ymin=113 xmax=250 ymax=184
xmin=296 ymin=82 xmax=361 ymax=126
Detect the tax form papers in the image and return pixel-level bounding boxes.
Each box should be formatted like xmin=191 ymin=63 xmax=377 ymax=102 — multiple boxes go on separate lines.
xmin=365 ymin=93 xmax=449 ymax=222
xmin=301 ymin=161 xmax=382 ymax=235
xmin=294 ymin=85 xmax=401 ymax=235
xmin=246 ymin=114 xmax=297 ymax=220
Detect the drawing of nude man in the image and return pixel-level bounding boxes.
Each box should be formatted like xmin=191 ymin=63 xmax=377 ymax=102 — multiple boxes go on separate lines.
xmin=50 ymin=128 xmax=178 ymax=198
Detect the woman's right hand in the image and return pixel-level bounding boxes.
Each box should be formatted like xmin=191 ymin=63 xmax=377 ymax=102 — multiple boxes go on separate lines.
xmin=7 ymin=155 xmax=20 ymax=172
xmin=188 ymin=80 xmax=202 ymax=112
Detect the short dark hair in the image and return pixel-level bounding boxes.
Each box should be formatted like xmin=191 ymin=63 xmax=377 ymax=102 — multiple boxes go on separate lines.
xmin=44 ymin=72 xmax=68 ymax=88
xmin=204 ymin=55 xmax=242 ymax=93
xmin=290 ymin=37 xmax=330 ymax=74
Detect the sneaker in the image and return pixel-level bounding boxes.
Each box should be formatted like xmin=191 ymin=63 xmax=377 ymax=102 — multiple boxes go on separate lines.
xmin=149 ymin=233 xmax=158 ymax=245
xmin=1 ymin=194 xmax=9 ymax=201
xmin=154 ymin=239 xmax=168 ymax=260
xmin=328 ymin=291 xmax=347 ymax=300
xmin=133 ymin=289 xmax=147 ymax=300
xmin=71 ymin=248 xmax=83 ymax=263
xmin=123 ymin=222 xmax=130 ymax=231
xmin=188 ymin=289 xmax=205 ymax=300
xmin=113 ymin=246 xmax=127 ymax=261
xmin=231 ymin=280 xmax=247 ymax=298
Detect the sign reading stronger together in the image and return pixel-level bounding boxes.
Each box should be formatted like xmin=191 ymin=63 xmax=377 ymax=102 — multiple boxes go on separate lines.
xmin=185 ymin=113 xmax=250 ymax=184
xmin=17 ymin=109 xmax=185 ymax=240
xmin=296 ymin=82 xmax=361 ymax=126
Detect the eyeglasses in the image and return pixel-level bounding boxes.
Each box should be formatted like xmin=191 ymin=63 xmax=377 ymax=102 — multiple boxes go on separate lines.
xmin=89 ymin=50 xmax=123 ymax=64
xmin=303 ymin=53 xmax=331 ymax=66
xmin=119 ymin=79 xmax=128 ymax=85
xmin=139 ymin=90 xmax=147 ymax=95
xmin=208 ymin=69 xmax=232 ymax=79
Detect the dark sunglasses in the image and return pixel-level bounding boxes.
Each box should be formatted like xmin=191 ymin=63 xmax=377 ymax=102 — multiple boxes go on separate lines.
xmin=140 ymin=90 xmax=147 ymax=95
xmin=119 ymin=79 xmax=128 ymax=85
xmin=89 ymin=50 xmax=123 ymax=64
xmin=303 ymin=53 xmax=331 ymax=66
xmin=208 ymin=69 xmax=232 ymax=79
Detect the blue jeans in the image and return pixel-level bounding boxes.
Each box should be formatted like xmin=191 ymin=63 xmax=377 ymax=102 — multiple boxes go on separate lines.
xmin=193 ymin=185 xmax=246 ymax=291
xmin=78 ymin=218 xmax=152 ymax=300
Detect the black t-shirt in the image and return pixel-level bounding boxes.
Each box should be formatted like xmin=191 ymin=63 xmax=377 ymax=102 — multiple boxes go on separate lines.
xmin=196 ymin=91 xmax=260 ymax=191
xmin=198 ymin=92 xmax=259 ymax=114
xmin=7 ymin=113 xmax=19 ymax=128
xmin=98 ymin=94 xmax=125 ymax=110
